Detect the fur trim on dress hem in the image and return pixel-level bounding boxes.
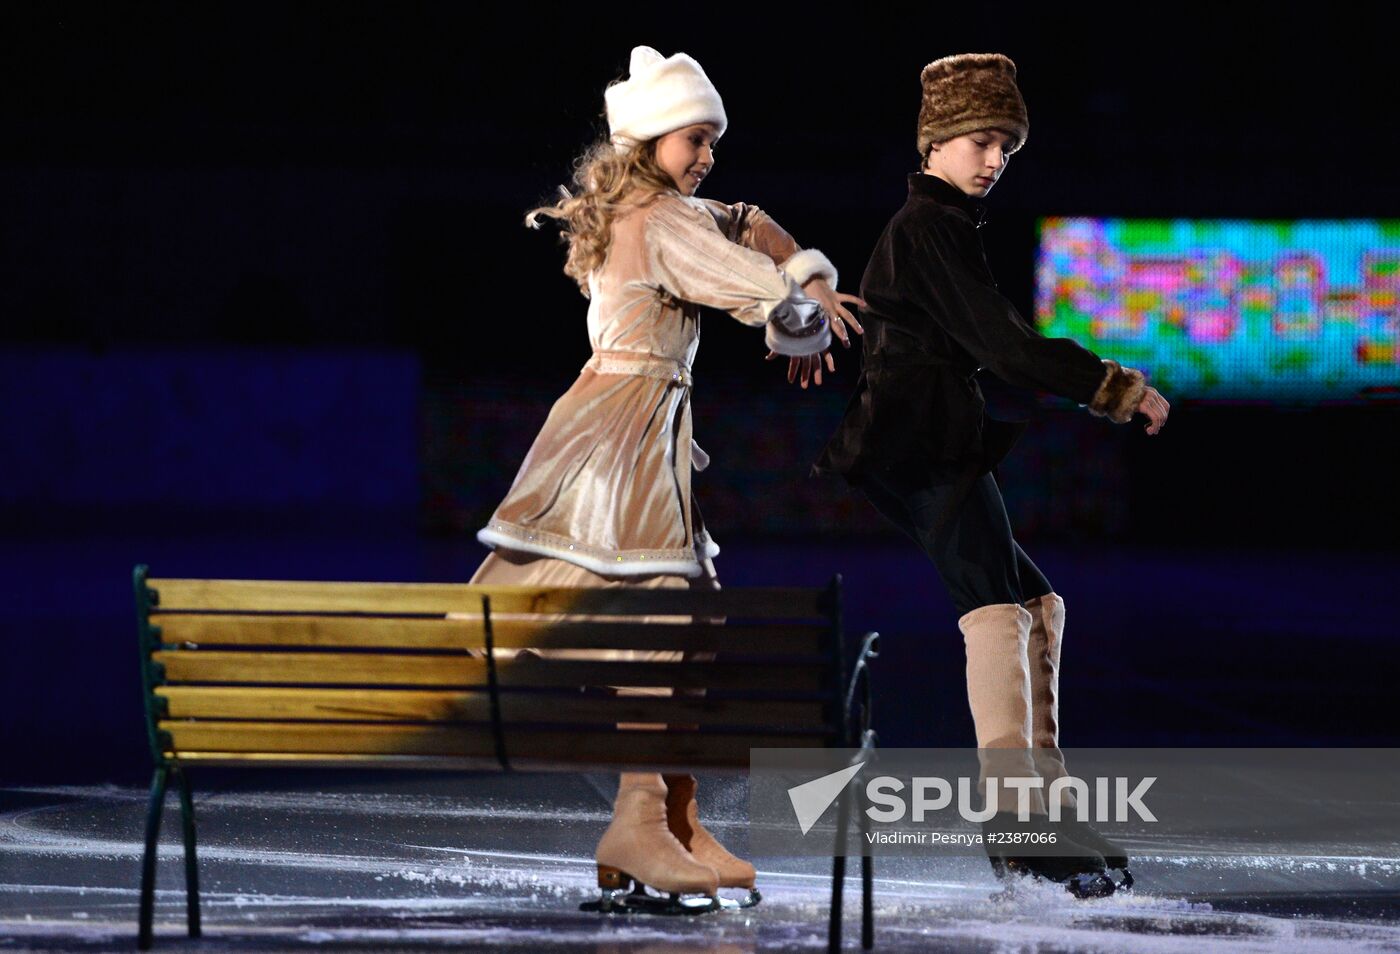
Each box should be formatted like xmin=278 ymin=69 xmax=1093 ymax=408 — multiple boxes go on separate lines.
xmin=477 ymin=527 xmax=706 ymax=578
xmin=780 ymin=248 xmax=839 ymax=291
xmin=694 ymin=532 xmax=720 ymax=560
xmin=1087 ymin=359 xmax=1147 ymax=424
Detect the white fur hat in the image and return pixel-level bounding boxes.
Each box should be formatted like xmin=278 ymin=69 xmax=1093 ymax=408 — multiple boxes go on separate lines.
xmin=604 ymin=46 xmax=727 ymax=151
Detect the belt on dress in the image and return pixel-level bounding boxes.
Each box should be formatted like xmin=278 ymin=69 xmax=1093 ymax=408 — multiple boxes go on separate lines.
xmin=583 ymin=350 xmax=693 ymax=387
xmin=582 ymin=350 xmax=708 ymax=471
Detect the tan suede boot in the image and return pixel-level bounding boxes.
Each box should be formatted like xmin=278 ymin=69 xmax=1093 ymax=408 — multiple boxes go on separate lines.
xmin=1024 ymin=593 xmax=1073 ymax=805
xmin=1025 ymin=593 xmax=1131 ymax=872
xmin=663 ymin=774 xmax=757 ymax=891
xmin=961 ymin=602 xmax=1111 ymax=893
xmin=594 ymin=772 xmax=719 ymax=896
xmin=958 ymin=602 xmax=1043 ymax=816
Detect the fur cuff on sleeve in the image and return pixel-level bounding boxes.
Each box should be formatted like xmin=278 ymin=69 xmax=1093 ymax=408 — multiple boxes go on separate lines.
xmin=780 ymin=248 xmax=839 ymax=291
xmin=1087 ymin=359 xmax=1147 ymax=424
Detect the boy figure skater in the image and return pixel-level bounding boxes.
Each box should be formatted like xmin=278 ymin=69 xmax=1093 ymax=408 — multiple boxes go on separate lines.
xmin=815 ymin=53 xmax=1169 ymax=896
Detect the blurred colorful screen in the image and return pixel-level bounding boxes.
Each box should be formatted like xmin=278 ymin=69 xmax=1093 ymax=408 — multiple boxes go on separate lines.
xmin=1036 ymin=218 xmax=1400 ymax=400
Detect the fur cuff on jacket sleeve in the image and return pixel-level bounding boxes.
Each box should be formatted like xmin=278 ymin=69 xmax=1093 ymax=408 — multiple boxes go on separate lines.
xmin=780 ymin=249 xmax=839 ymax=291
xmin=1087 ymin=359 xmax=1147 ymax=424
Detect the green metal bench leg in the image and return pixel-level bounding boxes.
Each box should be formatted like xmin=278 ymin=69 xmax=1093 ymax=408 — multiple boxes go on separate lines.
xmin=861 ymin=855 xmax=873 ymax=949
xmin=828 ymin=853 xmax=845 ymax=953
xmin=138 ymin=766 xmax=169 ymax=951
xmin=827 ymin=775 xmax=854 ymax=954
xmin=859 ymin=783 xmax=873 ymax=950
xmin=174 ymin=768 xmax=201 ymax=938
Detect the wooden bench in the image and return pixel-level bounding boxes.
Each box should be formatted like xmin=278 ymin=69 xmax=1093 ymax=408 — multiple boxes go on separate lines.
xmin=134 ymin=564 xmax=880 ymax=951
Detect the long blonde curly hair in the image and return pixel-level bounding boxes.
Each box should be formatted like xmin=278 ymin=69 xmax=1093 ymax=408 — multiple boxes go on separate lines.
xmin=526 ymin=135 xmax=679 ymax=296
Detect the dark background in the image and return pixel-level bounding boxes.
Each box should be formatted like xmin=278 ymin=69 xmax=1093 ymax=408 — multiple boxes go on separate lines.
xmin=2 ymin=3 xmax=1396 ymax=784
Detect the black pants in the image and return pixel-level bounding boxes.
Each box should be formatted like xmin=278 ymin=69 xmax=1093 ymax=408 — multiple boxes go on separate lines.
xmin=859 ymin=464 xmax=1052 ymax=618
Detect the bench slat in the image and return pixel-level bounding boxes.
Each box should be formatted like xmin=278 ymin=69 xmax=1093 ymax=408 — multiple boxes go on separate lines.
xmin=158 ymin=720 xmax=825 ymax=765
xmin=156 ymin=686 xmax=830 ymax=729
xmin=147 ymin=579 xmax=829 ymax=618
xmin=163 ymin=752 xmax=799 ymax=771
xmin=152 ymin=651 xmax=826 ymax=692
xmin=159 ymin=753 xmax=762 ymax=772
xmin=154 ymin=615 xmax=826 ymax=654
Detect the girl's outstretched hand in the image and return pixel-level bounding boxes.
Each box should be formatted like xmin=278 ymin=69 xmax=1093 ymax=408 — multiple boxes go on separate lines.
xmin=1137 ymin=386 xmax=1170 ymax=435
xmin=765 ymin=349 xmax=831 ymax=389
xmin=802 ymin=277 xmax=867 ymax=348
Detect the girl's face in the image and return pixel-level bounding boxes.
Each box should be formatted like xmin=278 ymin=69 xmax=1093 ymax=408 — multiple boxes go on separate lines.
xmin=654 ymin=123 xmax=720 ymax=196
xmin=924 ymin=129 xmax=1017 ymax=197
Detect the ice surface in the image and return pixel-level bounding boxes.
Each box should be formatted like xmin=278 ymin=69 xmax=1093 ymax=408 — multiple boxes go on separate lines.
xmin=2 ymin=775 xmax=1398 ymax=952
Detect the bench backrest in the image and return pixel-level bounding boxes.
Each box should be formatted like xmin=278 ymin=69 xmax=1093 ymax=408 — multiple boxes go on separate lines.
xmin=135 ymin=565 xmax=847 ymax=772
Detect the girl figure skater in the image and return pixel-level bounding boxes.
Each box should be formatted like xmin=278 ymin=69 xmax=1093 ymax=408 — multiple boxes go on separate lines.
xmin=815 ymin=53 xmax=1169 ymax=897
xmin=469 ymin=46 xmax=862 ymax=911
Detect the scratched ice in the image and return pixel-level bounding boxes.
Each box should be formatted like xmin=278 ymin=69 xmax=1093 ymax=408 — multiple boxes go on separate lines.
xmin=2 ymin=775 xmax=1399 ymax=952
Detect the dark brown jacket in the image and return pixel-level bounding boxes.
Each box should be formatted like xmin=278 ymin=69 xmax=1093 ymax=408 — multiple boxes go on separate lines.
xmin=815 ymin=173 xmax=1140 ymax=485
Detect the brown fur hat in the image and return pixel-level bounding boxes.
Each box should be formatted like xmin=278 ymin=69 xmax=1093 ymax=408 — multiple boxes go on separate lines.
xmin=917 ymin=53 xmax=1029 ymax=160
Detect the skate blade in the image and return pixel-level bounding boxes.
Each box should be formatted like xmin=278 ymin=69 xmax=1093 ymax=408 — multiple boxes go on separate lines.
xmin=1065 ymin=871 xmax=1117 ymax=900
xmin=715 ymin=887 xmax=760 ymax=910
xmin=581 ymin=880 xmax=721 ymax=916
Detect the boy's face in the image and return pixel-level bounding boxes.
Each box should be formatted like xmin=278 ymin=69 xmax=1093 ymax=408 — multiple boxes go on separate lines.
xmin=923 ymin=129 xmax=1017 ymax=198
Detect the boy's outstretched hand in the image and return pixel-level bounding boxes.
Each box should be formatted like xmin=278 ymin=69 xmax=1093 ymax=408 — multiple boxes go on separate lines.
xmin=1137 ymin=386 xmax=1170 ymax=435
xmin=765 ymin=278 xmax=868 ymax=389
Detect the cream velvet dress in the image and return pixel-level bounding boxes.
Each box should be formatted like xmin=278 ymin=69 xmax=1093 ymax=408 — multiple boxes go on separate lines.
xmin=466 ymin=192 xmax=835 ymax=672
xmin=473 ymin=192 xmax=833 ymax=586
